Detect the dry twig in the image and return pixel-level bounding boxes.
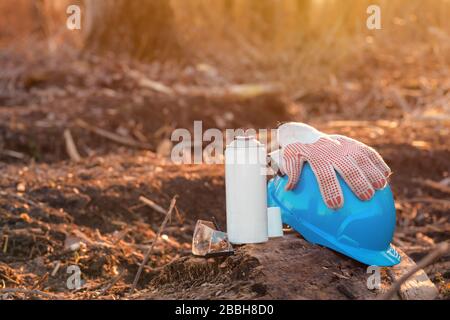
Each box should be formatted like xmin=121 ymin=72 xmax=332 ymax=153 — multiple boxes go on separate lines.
xmin=0 ymin=288 xmax=57 ymax=299
xmin=129 ymin=196 xmax=178 ymax=294
xmin=173 ymin=83 xmax=283 ymax=100
xmin=0 ymin=149 xmax=26 ymax=160
xmin=99 ymin=270 xmax=126 ymax=296
xmin=32 ymin=272 xmax=49 ymax=290
xmin=64 ymin=129 xmax=81 ymax=162
xmin=379 ymin=242 xmax=449 ymax=300
xmin=2 ymin=235 xmax=8 ymax=254
xmin=407 ymin=197 xmax=450 ymax=207
xmin=139 ymin=196 xmax=167 ymax=216
xmin=51 ymin=261 xmax=61 ymax=277
xmin=76 ymin=119 xmax=152 ymax=149
xmin=413 ymin=178 xmax=450 ymax=195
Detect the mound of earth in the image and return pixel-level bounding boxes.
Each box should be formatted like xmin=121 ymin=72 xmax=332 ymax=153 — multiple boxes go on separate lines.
xmin=0 ymin=51 xmax=449 ymax=300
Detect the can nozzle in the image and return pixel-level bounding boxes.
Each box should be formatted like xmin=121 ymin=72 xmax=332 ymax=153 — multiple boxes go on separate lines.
xmin=268 ymin=149 xmax=285 ymax=176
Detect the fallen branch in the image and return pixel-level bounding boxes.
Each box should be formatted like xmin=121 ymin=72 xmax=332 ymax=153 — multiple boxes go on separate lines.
xmin=76 ymin=119 xmax=152 ymax=149
xmin=128 ymin=70 xmax=175 ymax=95
xmin=173 ymin=83 xmax=283 ymax=100
xmin=64 ymin=129 xmax=81 ymax=162
xmin=325 ymin=120 xmax=399 ymax=129
xmin=326 ymin=120 xmax=371 ymax=127
xmin=0 ymin=149 xmax=26 ymax=160
xmin=379 ymin=242 xmax=449 ymax=300
xmin=130 ymin=196 xmax=178 ymax=294
xmin=407 ymin=197 xmax=450 ymax=207
xmin=413 ymin=178 xmax=450 ymax=195
xmin=129 ymin=67 xmax=283 ymax=100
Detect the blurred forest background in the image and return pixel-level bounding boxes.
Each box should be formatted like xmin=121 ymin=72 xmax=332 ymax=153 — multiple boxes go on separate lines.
xmin=0 ymin=0 xmax=449 ymax=300
xmin=2 ymin=0 xmax=450 ymax=92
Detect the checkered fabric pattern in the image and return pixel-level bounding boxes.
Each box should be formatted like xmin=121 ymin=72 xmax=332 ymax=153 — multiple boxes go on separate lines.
xmin=282 ymin=136 xmax=391 ymax=209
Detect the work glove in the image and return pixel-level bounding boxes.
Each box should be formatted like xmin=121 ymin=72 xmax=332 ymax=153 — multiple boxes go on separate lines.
xmin=275 ymin=122 xmax=391 ymax=209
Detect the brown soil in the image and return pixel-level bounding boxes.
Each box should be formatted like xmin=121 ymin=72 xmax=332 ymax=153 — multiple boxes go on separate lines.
xmin=0 ymin=50 xmax=449 ymax=300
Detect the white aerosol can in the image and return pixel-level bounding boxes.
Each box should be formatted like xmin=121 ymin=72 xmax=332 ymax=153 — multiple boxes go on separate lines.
xmin=225 ymin=136 xmax=268 ymax=244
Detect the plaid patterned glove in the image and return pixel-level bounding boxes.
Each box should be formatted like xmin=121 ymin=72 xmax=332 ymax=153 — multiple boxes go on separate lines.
xmin=278 ymin=123 xmax=391 ymax=209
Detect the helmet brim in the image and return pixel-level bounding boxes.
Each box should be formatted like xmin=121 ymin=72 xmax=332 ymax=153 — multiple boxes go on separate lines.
xmin=282 ymin=214 xmax=401 ymax=267
xmin=279 ymin=205 xmax=401 ymax=267
xmin=329 ymin=242 xmax=401 ymax=267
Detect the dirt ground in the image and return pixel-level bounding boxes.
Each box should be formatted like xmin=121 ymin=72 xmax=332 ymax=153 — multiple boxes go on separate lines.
xmin=0 ymin=49 xmax=449 ymax=299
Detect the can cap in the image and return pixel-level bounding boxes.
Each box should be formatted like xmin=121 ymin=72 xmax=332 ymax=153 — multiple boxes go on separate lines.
xmin=228 ymin=136 xmax=263 ymax=149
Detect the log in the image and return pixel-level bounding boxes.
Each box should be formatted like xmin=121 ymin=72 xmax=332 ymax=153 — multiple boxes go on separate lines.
xmin=139 ymin=234 xmax=439 ymax=300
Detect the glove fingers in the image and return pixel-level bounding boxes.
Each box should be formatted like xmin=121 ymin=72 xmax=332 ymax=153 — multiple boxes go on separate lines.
xmin=352 ymin=154 xmax=387 ymax=189
xmin=282 ymin=148 xmax=305 ymax=190
xmin=362 ymin=147 xmax=391 ymax=178
xmin=334 ymin=135 xmax=391 ymax=182
xmin=310 ymin=161 xmax=343 ymax=209
xmin=333 ymin=158 xmax=375 ymax=201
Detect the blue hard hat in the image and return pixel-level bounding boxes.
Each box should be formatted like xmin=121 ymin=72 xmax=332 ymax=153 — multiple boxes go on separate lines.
xmin=267 ymin=163 xmax=401 ymax=267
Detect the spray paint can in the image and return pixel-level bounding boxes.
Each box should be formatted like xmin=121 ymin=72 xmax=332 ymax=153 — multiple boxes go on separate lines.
xmin=225 ymin=136 xmax=268 ymax=244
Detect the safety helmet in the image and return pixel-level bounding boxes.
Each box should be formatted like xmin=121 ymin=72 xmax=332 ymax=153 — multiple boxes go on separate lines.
xmin=267 ymin=163 xmax=401 ymax=267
